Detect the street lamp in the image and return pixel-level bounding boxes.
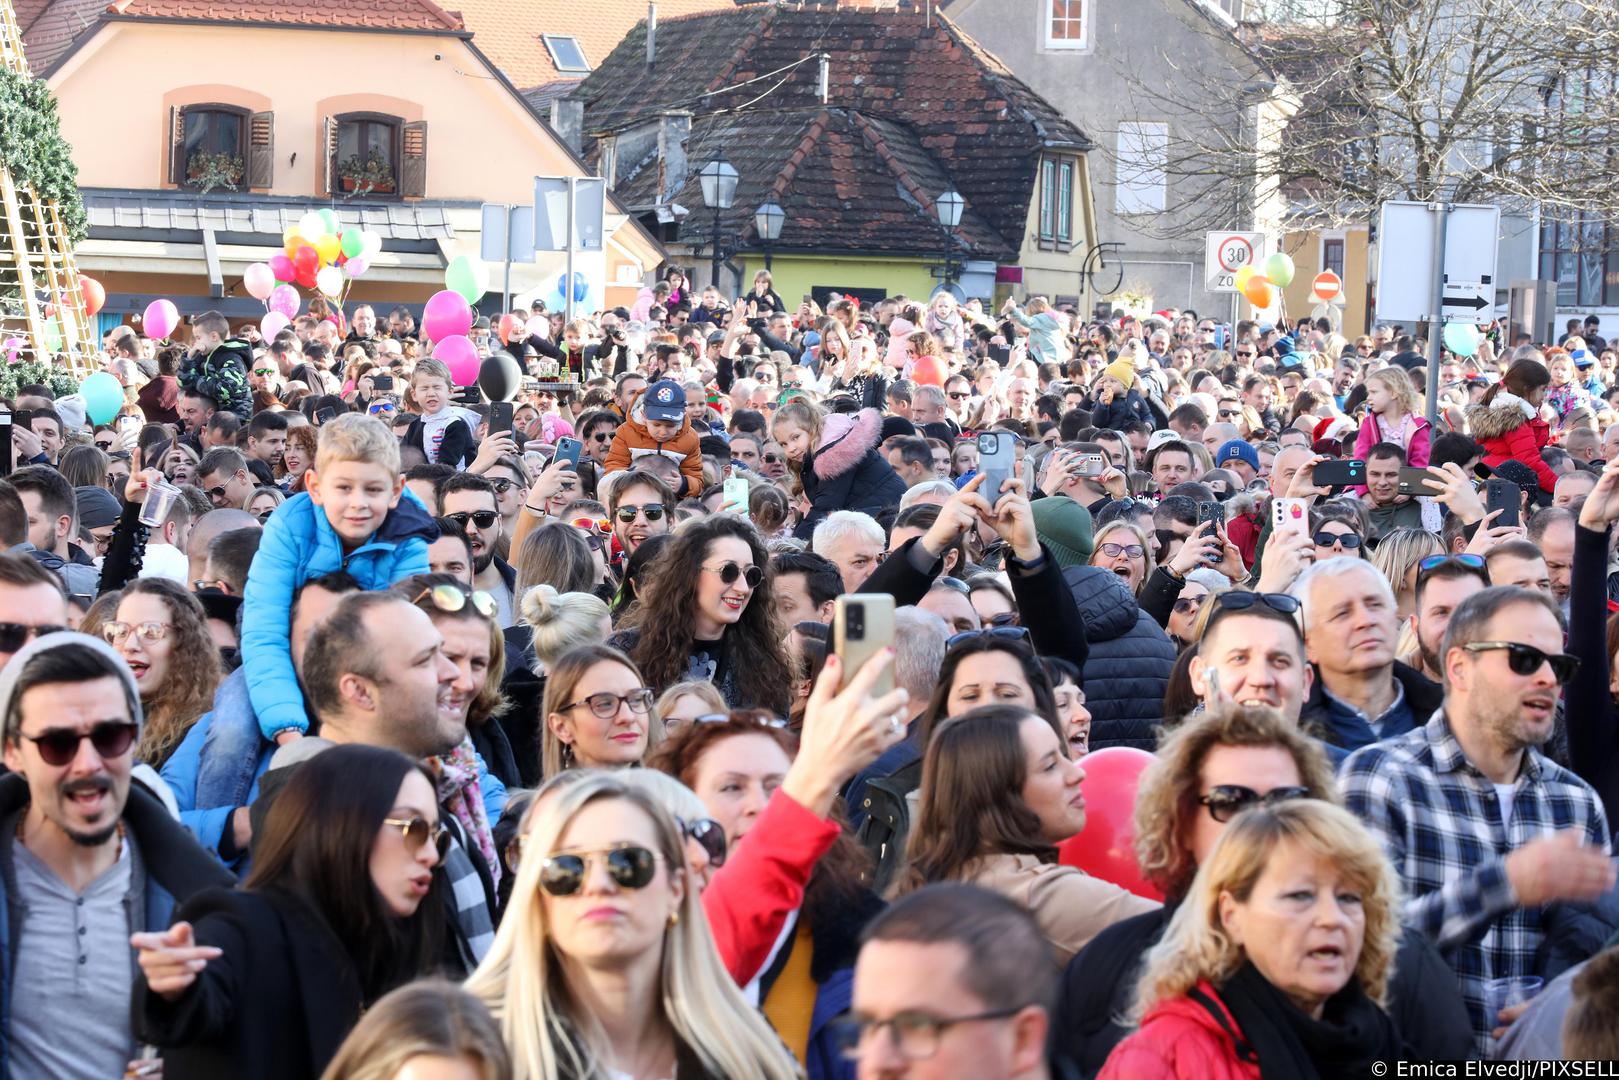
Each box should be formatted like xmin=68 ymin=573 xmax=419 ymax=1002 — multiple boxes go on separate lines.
xmin=699 ymin=154 xmax=739 ymax=291
xmin=754 ymin=200 xmax=785 ymax=271
xmin=936 ymin=188 xmax=964 ymax=290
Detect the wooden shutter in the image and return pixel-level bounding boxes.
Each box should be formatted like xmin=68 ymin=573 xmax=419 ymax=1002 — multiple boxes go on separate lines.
xmin=168 ymin=105 xmax=185 ymax=185
xmin=247 ymin=111 xmax=274 ymax=189
xmin=401 ymin=120 xmax=428 ymax=198
xmin=323 ymin=116 xmax=338 ymax=196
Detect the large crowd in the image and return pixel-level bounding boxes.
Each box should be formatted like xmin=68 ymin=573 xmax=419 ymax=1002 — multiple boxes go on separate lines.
xmin=0 ymin=268 xmax=1616 ymax=1078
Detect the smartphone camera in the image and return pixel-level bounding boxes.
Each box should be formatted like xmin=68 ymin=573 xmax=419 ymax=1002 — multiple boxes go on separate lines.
xmin=845 ymin=605 xmax=865 ymax=639
xmin=977 ymin=433 xmax=995 ymax=453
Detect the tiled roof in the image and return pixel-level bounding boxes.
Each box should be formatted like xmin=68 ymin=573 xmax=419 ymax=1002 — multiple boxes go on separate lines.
xmin=571 ymin=6 xmax=1089 ymax=261
xmin=521 ymin=78 xmax=585 ymax=113
xmin=20 ymin=0 xmax=113 ymax=71
xmin=453 ymin=0 xmax=735 ymax=93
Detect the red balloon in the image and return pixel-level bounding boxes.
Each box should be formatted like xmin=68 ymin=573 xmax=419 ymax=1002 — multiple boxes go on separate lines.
xmin=80 ymin=276 xmax=106 ymax=316
xmin=1057 ymin=747 xmax=1164 ymax=901
xmin=911 ymin=355 xmax=947 ymax=386
xmin=294 ymin=245 xmax=320 ymax=275
xmin=269 ymin=254 xmax=295 ymax=282
xmin=498 ymin=313 xmax=525 ymax=346
xmin=296 ymin=266 xmax=318 ymax=291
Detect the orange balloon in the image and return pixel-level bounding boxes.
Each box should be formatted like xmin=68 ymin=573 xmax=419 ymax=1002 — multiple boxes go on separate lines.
xmin=1243 ymin=276 xmax=1275 ymax=309
xmin=911 ymin=354 xmax=948 ymax=387
xmin=79 ymin=277 xmax=106 ymax=316
xmin=283 ymin=228 xmax=302 ymax=257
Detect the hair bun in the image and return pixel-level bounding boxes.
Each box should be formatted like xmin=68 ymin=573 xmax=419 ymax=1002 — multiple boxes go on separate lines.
xmin=520 ymin=583 xmax=561 ymax=627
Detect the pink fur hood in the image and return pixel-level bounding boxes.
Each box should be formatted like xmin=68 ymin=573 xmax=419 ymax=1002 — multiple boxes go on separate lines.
xmin=812 ymin=407 xmax=883 ymax=480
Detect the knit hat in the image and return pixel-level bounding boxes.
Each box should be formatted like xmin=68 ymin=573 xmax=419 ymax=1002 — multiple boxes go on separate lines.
xmin=1215 ymin=439 xmax=1260 ymax=473
xmin=0 ymin=632 xmax=144 ymax=741
xmin=880 ymin=415 xmax=918 ymax=442
xmin=54 ymin=394 xmax=87 ymax=434
xmin=1104 ymin=356 xmax=1136 ymax=388
xmin=1031 ymin=497 xmax=1095 ymax=568
xmin=73 ymin=486 xmax=122 ymax=530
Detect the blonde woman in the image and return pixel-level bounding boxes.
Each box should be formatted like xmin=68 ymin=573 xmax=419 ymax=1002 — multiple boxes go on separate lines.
xmin=1099 ymin=800 xmax=1402 ymax=1078
xmin=321 ymin=980 xmax=510 ymax=1080
xmin=1368 ymin=527 xmax=1442 ymax=623
xmin=654 ymin=680 xmax=728 ymax=738
xmin=464 ymin=774 xmax=801 ymax=1080
xmin=1089 ymin=520 xmax=1154 ymax=596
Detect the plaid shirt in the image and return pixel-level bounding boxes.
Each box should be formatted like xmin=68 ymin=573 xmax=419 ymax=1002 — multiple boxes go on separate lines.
xmin=1340 ymin=710 xmax=1610 ymax=1053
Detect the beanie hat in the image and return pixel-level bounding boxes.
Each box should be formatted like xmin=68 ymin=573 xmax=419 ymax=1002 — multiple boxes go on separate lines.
xmin=73 ymin=486 xmax=122 ymax=530
xmin=0 ymin=632 xmax=144 ymax=741
xmin=1104 ymin=356 xmax=1136 ymax=388
xmin=1031 ymin=497 xmax=1095 ymax=569
xmin=1215 ymin=439 xmax=1260 ymax=473
xmin=54 ymin=394 xmax=87 ymax=434
xmin=880 ymin=415 xmax=918 ymax=442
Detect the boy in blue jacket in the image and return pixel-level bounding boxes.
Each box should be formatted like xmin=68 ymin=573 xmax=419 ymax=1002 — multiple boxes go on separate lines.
xmin=241 ymin=412 xmax=436 ymax=747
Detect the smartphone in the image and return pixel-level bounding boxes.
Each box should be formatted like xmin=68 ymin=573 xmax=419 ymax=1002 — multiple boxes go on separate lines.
xmin=1312 ymin=459 xmax=1366 ymax=487
xmin=118 ymin=415 xmax=140 ymax=434
xmin=372 ymin=374 xmax=394 ymax=392
xmin=0 ymin=412 xmax=12 ymax=477
xmin=1397 ymin=466 xmax=1444 ymax=497
xmin=488 ymin=401 xmax=515 ymax=437
xmin=832 ymin=594 xmax=895 ymax=699
xmin=553 ymin=436 xmax=583 ymax=469
xmin=454 ymin=385 xmax=481 ymax=406
xmin=1485 ymin=478 xmax=1521 ymax=528
xmin=723 ymin=476 xmax=750 ymax=518
xmin=1074 ymin=453 xmax=1106 ymax=478
xmin=976 ymin=431 xmax=1016 ymax=505
xmin=1272 ymin=496 xmax=1308 ymax=540
xmin=315 ymin=407 xmax=337 ymax=425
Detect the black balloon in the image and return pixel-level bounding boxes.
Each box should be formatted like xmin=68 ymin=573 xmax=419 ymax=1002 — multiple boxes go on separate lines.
xmin=479 ymin=351 xmax=522 ymax=401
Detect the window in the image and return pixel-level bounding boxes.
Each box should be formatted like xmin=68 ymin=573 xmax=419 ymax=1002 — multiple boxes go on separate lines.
xmin=1039 ymin=159 xmax=1056 ymax=239
xmin=1045 ymin=0 xmax=1088 ymax=49
xmin=543 ymin=34 xmax=591 ymax=73
xmin=335 ymin=114 xmax=400 ymax=196
xmin=179 ymin=107 xmax=245 ymax=189
xmin=1039 ymin=157 xmax=1077 ymax=243
xmin=1057 ymin=159 xmax=1074 ymax=241
xmin=1539 ymin=213 xmax=1619 ymax=308
xmin=1115 ymin=122 xmax=1167 ymax=215
xmin=1322 ymin=238 xmax=1345 ymax=279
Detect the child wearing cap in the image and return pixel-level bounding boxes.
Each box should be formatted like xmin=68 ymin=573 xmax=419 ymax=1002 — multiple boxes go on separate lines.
xmin=603 ymin=379 xmax=704 ymax=497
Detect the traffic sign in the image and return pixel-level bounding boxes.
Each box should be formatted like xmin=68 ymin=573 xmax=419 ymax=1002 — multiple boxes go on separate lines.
xmin=1311 ymin=270 xmax=1342 ymax=303
xmin=1374 ymin=201 xmax=1500 ymax=323
xmin=1206 ymin=232 xmax=1266 ymax=293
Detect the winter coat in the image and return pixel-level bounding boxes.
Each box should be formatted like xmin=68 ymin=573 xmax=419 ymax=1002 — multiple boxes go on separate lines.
xmin=1097 ymin=981 xmax=1262 ymax=1080
xmin=793 ymin=408 xmax=907 ymax=539
xmin=1353 ymin=411 xmax=1431 ymax=468
xmin=1465 ymin=392 xmax=1558 ymax=493
xmin=1062 ymin=565 xmax=1178 ymax=750
xmin=402 ymin=412 xmax=475 ymax=469
xmin=1090 ymin=388 xmax=1154 ymax=432
xmin=179 ymin=340 xmax=253 ymax=419
xmin=962 ymin=852 xmax=1157 ymax=966
xmin=602 ymin=396 xmax=704 ymax=498
xmin=240 ymin=489 xmax=436 ymax=741
xmin=1006 ymin=306 xmax=1070 ymax=366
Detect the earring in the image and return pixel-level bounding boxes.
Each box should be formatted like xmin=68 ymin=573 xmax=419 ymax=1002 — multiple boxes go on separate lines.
xmin=562 ymin=743 xmax=575 ymax=768
xmin=667 ymin=911 xmax=679 ymax=928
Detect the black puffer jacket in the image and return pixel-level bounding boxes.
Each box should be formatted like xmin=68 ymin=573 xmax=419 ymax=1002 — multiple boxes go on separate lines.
xmin=1061 ymin=566 xmax=1177 ymax=750
xmin=793 ymin=408 xmax=907 ymax=539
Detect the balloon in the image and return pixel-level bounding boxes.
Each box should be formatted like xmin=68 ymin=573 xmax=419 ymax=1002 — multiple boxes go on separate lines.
xmin=282 ymin=227 xmax=302 ymax=257
xmin=1264 ymin=252 xmax=1296 ymax=287
xmin=317 ymin=208 xmax=340 ymax=237
xmin=344 ymin=256 xmax=369 ymax=279
xmin=1443 ymin=322 xmax=1481 ymax=358
xmin=268 ymin=284 xmax=300 ymax=319
xmin=910 ymin=354 xmax=947 ymax=386
xmin=1056 ymin=748 xmax=1163 ymax=901
xmin=269 ymin=254 xmax=295 ymax=283
xmin=1233 ymin=265 xmax=1256 ymax=292
xmin=293 ymin=245 xmax=320 ymax=276
xmin=297 ymin=211 xmax=326 ymax=242
xmin=478 ymin=351 xmax=523 ymax=401
xmin=314 ymin=234 xmax=341 ymax=266
xmin=340 ymin=231 xmax=365 ymax=259
xmin=296 ymin=266 xmax=318 ymax=292
xmin=362 ymin=231 xmax=383 ymax=258
xmin=79 ymin=372 xmax=125 ymax=425
xmin=524 ymin=315 xmax=549 ymax=340
xmin=1242 ymin=276 xmax=1275 ymax=309
xmin=79 ymin=276 xmax=106 ymax=316
xmin=498 ymin=313 xmax=525 ymax=346
xmin=260 ymin=311 xmax=290 ymax=340
xmin=315 ymin=266 xmax=343 ymax=298
xmin=242 ymin=263 xmax=275 ymax=301
xmin=445 ymin=254 xmax=489 ymax=305
xmin=435 ymin=335 xmax=480 ymax=387
xmin=422 ymin=289 xmax=473 ymax=344
xmin=142 ymin=298 xmax=179 ymax=340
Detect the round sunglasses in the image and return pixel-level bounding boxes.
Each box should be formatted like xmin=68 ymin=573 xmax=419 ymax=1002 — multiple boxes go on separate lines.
xmin=703 ymin=562 xmax=763 ymax=587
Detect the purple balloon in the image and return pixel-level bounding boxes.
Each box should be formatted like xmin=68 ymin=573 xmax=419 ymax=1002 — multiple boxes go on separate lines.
xmin=268 ymin=284 xmax=300 ymax=320
xmin=422 ymin=289 xmax=473 ymax=344
xmin=434 ymin=335 xmax=480 ymax=387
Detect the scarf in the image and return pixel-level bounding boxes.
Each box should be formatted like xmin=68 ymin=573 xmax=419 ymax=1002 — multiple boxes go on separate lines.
xmin=1217 ymin=959 xmax=1400 ymax=1080
xmin=433 ymin=739 xmax=500 ymax=889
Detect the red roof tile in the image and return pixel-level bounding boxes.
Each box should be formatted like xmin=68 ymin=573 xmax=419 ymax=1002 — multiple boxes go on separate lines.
xmin=105 ymin=0 xmax=464 ymax=31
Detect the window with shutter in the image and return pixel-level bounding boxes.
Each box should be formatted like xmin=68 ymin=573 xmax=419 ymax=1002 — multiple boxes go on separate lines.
xmin=323 ymin=116 xmax=338 ymax=196
xmin=168 ymin=105 xmax=184 ymax=185
xmin=334 ymin=114 xmax=399 ymax=196
xmin=247 ymin=111 xmax=274 ymax=189
xmin=402 ymin=121 xmax=427 ymax=199
xmin=1057 ymin=159 xmax=1074 ymax=242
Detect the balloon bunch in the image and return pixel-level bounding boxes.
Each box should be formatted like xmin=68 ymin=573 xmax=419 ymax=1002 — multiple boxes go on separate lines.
xmin=1233 ymin=252 xmax=1295 ymax=312
xmin=237 ymin=210 xmax=384 ymax=339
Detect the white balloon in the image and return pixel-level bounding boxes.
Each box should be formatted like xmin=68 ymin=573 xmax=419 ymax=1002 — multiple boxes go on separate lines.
xmin=316 ymin=265 xmax=343 ymax=297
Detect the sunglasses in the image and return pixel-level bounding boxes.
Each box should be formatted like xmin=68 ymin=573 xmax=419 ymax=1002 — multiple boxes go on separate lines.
xmin=947 ymin=391 xmax=972 ymax=401
xmin=253 ymin=368 xmax=276 ymax=377
xmin=1098 ymin=543 xmax=1145 ymax=560
xmin=203 ymin=484 xmax=232 ymax=503
xmin=487 ymin=477 xmax=520 ymax=495
xmin=367 ymin=402 xmax=396 ymax=414
xmin=590 ymin=431 xmax=615 ymax=442
xmin=762 ymin=453 xmax=783 ymax=465
xmin=703 ymin=562 xmax=763 ymax=587
xmin=1313 ymin=531 xmax=1363 ymax=549
xmin=946 ymin=625 xmax=1031 ymax=650
xmin=446 ymin=510 xmax=499 ymax=530
xmin=1218 ymin=409 xmax=1241 ymax=418
xmin=1171 ymin=595 xmax=1206 ymax=615
xmin=615 ymin=504 xmax=666 ymax=523
xmin=1211 ymin=591 xmax=1301 ymax=615
xmin=570 ymin=516 xmax=612 ymax=535
xmin=1235 ymin=351 xmax=1256 ymax=359
xmin=382 ymin=815 xmax=451 ymax=858
xmin=1198 ymin=784 xmax=1312 ymax=823
xmin=1417 ymin=553 xmax=1486 ymax=574
xmin=538 ymin=844 xmax=661 ymax=896
xmin=677 ymin=816 xmax=728 ymax=868
xmin=0 ymin=622 xmax=65 ymax=653
xmin=1461 ymin=641 xmax=1580 ymax=685
xmin=411 ymin=582 xmax=498 ymax=620
xmin=696 ymin=712 xmax=789 ymax=728
xmin=19 ymin=721 xmax=138 ymax=767
xmin=559 ymin=688 xmax=655 ymax=719
xmin=102 ymin=621 xmax=171 ymax=646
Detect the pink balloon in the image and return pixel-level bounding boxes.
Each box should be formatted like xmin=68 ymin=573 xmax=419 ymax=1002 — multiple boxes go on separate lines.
xmin=142 ymin=298 xmax=179 ymax=340
xmin=421 ymin=289 xmax=473 ymax=344
xmin=268 ymin=284 xmax=300 ymax=320
xmin=260 ymin=311 xmax=290 ymax=340
xmin=524 ymin=315 xmax=549 ymax=339
xmin=434 ymin=335 xmax=480 ymax=387
xmin=269 ymin=254 xmax=295 ymax=283
xmin=243 ymin=262 xmax=275 ymax=300
xmin=344 ymin=256 xmax=369 ymax=279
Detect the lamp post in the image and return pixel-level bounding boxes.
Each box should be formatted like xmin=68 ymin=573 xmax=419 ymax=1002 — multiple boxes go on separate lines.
xmin=935 ymin=188 xmax=965 ymax=291
xmin=754 ymin=200 xmax=785 ymax=271
xmin=698 ymin=153 xmax=739 ymax=292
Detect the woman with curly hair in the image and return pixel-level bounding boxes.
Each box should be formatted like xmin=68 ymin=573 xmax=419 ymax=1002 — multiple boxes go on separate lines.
xmin=280 ymin=424 xmax=318 ymax=491
xmin=610 ymin=515 xmax=794 ymax=713
xmin=103 ymin=577 xmax=222 ymax=768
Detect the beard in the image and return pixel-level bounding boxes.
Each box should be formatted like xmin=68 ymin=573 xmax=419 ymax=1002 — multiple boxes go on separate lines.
xmin=56 ymin=776 xmax=119 ymax=847
xmin=472 ymin=549 xmax=494 ymax=574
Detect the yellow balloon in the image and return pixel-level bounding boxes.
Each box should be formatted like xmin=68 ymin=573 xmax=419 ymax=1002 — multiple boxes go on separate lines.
xmin=315 ymin=234 xmax=341 ymax=266
xmin=283 ymin=228 xmax=302 ymax=257
xmin=1234 ymin=265 xmax=1256 ymax=291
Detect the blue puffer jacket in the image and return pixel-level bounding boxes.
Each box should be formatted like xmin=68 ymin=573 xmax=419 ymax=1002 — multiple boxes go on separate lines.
xmin=241 ymin=488 xmax=436 ymax=741
xmin=1061 ymin=566 xmax=1177 ymax=751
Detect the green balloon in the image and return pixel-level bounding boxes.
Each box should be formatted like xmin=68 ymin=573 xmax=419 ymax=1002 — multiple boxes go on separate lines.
xmin=317 ymin=208 xmax=340 ymax=237
xmin=1265 ymin=252 xmax=1296 ymax=288
xmin=340 ymin=230 xmax=365 ymax=259
xmin=445 ymin=254 xmax=488 ymax=304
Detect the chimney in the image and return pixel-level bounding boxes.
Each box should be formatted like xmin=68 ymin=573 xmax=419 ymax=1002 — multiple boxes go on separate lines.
xmin=551 ymin=99 xmax=585 ymax=155
xmin=646 ymin=2 xmax=657 ymax=66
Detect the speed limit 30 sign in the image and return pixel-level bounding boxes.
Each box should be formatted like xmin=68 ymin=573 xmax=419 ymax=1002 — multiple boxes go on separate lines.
xmin=1206 ymin=232 xmax=1267 ymax=293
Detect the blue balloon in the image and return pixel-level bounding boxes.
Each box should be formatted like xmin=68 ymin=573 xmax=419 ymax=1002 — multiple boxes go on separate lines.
xmin=79 ymin=371 xmax=124 ymax=425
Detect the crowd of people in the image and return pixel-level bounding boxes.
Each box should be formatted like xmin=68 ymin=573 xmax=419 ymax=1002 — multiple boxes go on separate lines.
xmin=2 ymin=273 xmax=1618 ymax=1077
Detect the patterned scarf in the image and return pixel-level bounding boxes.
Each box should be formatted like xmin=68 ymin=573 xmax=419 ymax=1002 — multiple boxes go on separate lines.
xmin=433 ymin=738 xmax=499 ymax=889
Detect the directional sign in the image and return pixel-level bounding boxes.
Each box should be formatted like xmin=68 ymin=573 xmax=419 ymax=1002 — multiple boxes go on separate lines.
xmin=1374 ymin=201 xmax=1500 ymax=323
xmin=1206 ymin=232 xmax=1267 ymax=293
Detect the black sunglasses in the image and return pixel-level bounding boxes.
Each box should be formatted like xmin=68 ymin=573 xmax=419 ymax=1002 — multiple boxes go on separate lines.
xmin=446 ymin=510 xmax=499 ymax=530
xmin=19 ymin=721 xmax=138 ymax=767
xmin=703 ymin=562 xmax=763 ymax=587
xmin=1198 ymin=784 xmax=1311 ymax=823
xmin=488 ymin=477 xmax=519 ymax=495
xmin=382 ymin=815 xmax=451 ymax=858
xmin=1313 ymin=531 xmax=1362 ymax=549
xmin=677 ymin=816 xmax=728 ymax=868
xmin=539 ymin=844 xmax=660 ymax=896
xmin=1462 ymin=641 xmax=1580 ymax=685
xmin=615 ymin=504 xmax=666 ymax=523
xmin=0 ymin=622 xmax=66 ymax=654
xmin=946 ymin=625 xmax=1031 ymax=651
xmin=1211 ymin=592 xmax=1300 ymax=615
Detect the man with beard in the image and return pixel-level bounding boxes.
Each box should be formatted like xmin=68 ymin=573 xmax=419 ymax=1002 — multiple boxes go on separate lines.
xmin=439 ymin=474 xmax=516 ymax=628
xmin=1409 ymin=556 xmax=1489 ymax=681
xmin=0 ymin=634 xmax=231 ymax=1079
xmin=605 ymin=471 xmax=672 ymax=567
xmin=1343 ymin=586 xmax=1613 ymax=1052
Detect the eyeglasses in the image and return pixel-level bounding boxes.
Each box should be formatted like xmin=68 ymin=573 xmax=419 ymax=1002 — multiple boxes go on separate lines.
xmin=1198 ymin=784 xmax=1312 ymax=823
xmin=1313 ymin=531 xmax=1363 ymax=549
xmin=367 ymin=402 xmax=396 ymax=414
xmin=102 ymin=621 xmax=171 ymax=646
xmin=1211 ymin=591 xmax=1301 ymax=615
xmin=833 ymin=1007 xmax=1028 ymax=1062
xmin=18 ymin=721 xmax=138 ymax=767
xmin=695 ymin=712 xmax=789 ymax=728
xmin=1098 ymin=543 xmax=1145 ymax=560
xmin=381 ymin=815 xmax=450 ymax=858
xmin=703 ymin=562 xmax=763 ymax=588
xmin=615 ymin=503 xmax=666 ymax=523
xmin=570 ymin=516 xmax=612 ymax=535
xmin=946 ymin=625 xmax=1031 ymax=651
xmin=1417 ymin=553 xmax=1486 ymax=574
xmin=1462 ymin=641 xmax=1581 ymax=685
xmin=446 ymin=510 xmax=499 ymax=531
xmin=590 ymin=430 xmax=615 ymax=442
xmin=538 ymin=844 xmax=661 ymax=896
xmin=487 ymin=477 xmax=520 ymax=495
xmin=0 ymin=622 xmax=66 ymax=654
xmin=1171 ymin=595 xmax=1206 ymax=615
xmin=411 ymin=583 xmax=498 ymax=620
xmin=559 ymin=688 xmax=655 ymax=718
xmin=676 ymin=816 xmax=728 ymax=867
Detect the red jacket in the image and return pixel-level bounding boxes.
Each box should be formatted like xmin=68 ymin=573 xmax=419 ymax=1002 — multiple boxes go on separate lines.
xmin=1098 ymin=981 xmax=1261 ymax=1080
xmin=1464 ymin=392 xmax=1558 ymax=493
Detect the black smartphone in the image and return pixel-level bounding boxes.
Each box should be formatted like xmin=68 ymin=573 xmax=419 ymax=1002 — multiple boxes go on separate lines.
xmin=488 ymin=401 xmax=515 ymax=436
xmin=0 ymin=412 xmax=12 ymax=477
xmin=554 ymin=436 xmax=583 ymax=469
xmin=372 ymin=374 xmax=394 ymax=392
xmin=455 ymin=386 xmax=481 ymax=406
xmin=1312 ymin=459 xmax=1366 ymax=487
xmin=316 ymin=407 xmax=337 ymax=425
xmin=1397 ymin=466 xmax=1444 ymax=497
xmin=1485 ymin=478 xmax=1521 ymax=528
xmin=1198 ymin=501 xmax=1223 ymax=562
